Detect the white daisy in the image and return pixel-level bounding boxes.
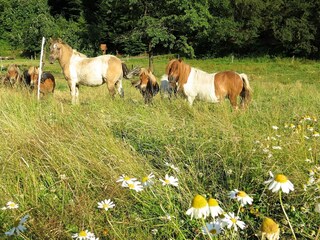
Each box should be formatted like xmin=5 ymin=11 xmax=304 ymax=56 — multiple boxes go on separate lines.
xmin=222 ymin=212 xmax=246 ymax=231
xmin=272 ymin=126 xmax=279 ymax=130
xmin=230 ymin=189 xmax=253 ymax=206
xmin=97 ymin=199 xmax=115 ymax=211
xmin=126 ymin=181 xmax=143 ymax=192
xmin=72 ymin=229 xmax=96 ymax=240
xmin=5 ymin=214 xmax=29 ymax=236
xmin=165 ymin=162 xmax=179 ymax=172
xmin=208 ymin=198 xmax=224 ymax=218
xmin=186 ymin=195 xmax=209 ymax=219
xmin=264 ymin=171 xmax=294 ymax=194
xmin=260 ymin=217 xmax=280 ymax=240
xmin=202 ymin=221 xmax=222 ymax=236
xmin=2 ymin=201 xmax=19 ymax=210
xmin=159 ymin=174 xmax=178 ymax=187
xmin=142 ymin=173 xmax=155 ymax=187
xmin=116 ymin=174 xmax=137 ymax=187
xmin=272 ymin=146 xmax=282 ymax=150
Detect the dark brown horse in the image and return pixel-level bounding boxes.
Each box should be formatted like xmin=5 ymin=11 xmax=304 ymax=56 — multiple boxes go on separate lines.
xmin=28 ymin=66 xmax=55 ymax=96
xmin=166 ymin=59 xmax=252 ymax=109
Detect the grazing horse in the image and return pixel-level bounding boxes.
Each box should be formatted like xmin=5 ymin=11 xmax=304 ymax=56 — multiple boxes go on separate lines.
xmin=2 ymin=64 xmax=23 ymax=87
xmin=28 ymin=66 xmax=55 ymax=96
xmin=49 ymin=38 xmax=127 ymax=104
xmin=132 ymin=68 xmax=159 ymax=104
xmin=165 ymin=59 xmax=252 ymax=109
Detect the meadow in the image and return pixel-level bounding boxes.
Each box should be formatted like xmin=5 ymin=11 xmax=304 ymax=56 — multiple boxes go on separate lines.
xmin=0 ymin=55 xmax=320 ymax=239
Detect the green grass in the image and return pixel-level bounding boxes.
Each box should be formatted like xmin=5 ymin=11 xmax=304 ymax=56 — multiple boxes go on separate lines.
xmin=0 ymin=56 xmax=320 ymax=239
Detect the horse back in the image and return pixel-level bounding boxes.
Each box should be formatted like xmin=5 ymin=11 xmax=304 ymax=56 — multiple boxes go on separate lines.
xmin=214 ymin=71 xmax=243 ymax=98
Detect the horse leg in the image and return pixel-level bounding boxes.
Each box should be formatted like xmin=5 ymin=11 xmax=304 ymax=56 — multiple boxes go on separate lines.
xmin=107 ymin=81 xmax=116 ymax=98
xmin=115 ymin=79 xmax=124 ymax=97
xmin=229 ymin=94 xmax=239 ymax=110
xmin=69 ymin=81 xmax=79 ymax=104
xmin=187 ymin=95 xmax=195 ymax=105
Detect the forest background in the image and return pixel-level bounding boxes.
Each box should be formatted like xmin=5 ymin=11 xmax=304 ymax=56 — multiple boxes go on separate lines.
xmin=0 ymin=0 xmax=320 ymax=59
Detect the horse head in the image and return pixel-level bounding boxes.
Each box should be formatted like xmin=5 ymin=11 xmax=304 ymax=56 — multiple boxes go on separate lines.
xmin=49 ymin=38 xmax=63 ymax=63
xmin=6 ymin=64 xmax=21 ymax=86
xmin=28 ymin=66 xmax=39 ymax=87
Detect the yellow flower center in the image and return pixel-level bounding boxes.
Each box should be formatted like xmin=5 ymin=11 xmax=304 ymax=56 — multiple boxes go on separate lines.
xmin=275 ymin=174 xmax=288 ymax=183
xmin=103 ymin=204 xmax=109 ymax=209
xmin=237 ymin=191 xmax=247 ymax=197
xmin=210 ymin=229 xmax=217 ymax=234
xmin=9 ymin=203 xmax=16 ymax=207
xmin=231 ymin=218 xmax=237 ymax=224
xmin=165 ymin=179 xmax=170 ymax=184
xmin=128 ymin=183 xmax=134 ymax=189
xmin=261 ymin=217 xmax=279 ymax=233
xmin=142 ymin=177 xmax=148 ymax=183
xmin=192 ymin=195 xmax=208 ymax=208
xmin=79 ymin=230 xmax=87 ymax=237
xmin=208 ymin=198 xmax=219 ymax=207
xmin=124 ymin=176 xmax=131 ymax=181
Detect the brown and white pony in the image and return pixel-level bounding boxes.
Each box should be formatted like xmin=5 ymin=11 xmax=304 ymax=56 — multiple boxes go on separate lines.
xmin=49 ymin=38 xmax=127 ymax=104
xmin=2 ymin=64 xmax=23 ymax=87
xmin=165 ymin=59 xmax=252 ymax=109
xmin=132 ymin=68 xmax=159 ymax=104
xmin=28 ymin=66 xmax=55 ymax=96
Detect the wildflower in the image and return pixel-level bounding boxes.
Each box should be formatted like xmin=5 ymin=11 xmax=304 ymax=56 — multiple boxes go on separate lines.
xmin=116 ymin=174 xmax=137 ymax=187
xmin=5 ymin=215 xmax=29 ymax=236
xmin=272 ymin=146 xmax=282 ymax=150
xmin=142 ymin=173 xmax=155 ymax=187
xmin=202 ymin=221 xmax=222 ymax=236
xmin=315 ymin=202 xmax=320 ymax=213
xmin=159 ymin=174 xmax=178 ymax=187
xmin=230 ymin=189 xmax=253 ymax=206
xmin=264 ymin=171 xmax=294 ymax=193
xmin=151 ymin=229 xmax=158 ymax=235
xmin=260 ymin=217 xmax=280 ymax=240
xmin=126 ymin=181 xmax=143 ymax=192
xmin=72 ymin=229 xmax=96 ymax=240
xmin=2 ymin=201 xmax=19 ymax=210
xmin=186 ymin=195 xmax=209 ymax=219
xmin=222 ymin=212 xmax=246 ymax=231
xmin=164 ymin=162 xmax=179 ymax=172
xmin=313 ymin=131 xmax=320 ymax=137
xmin=97 ymin=199 xmax=115 ymax=211
xmin=208 ymin=198 xmax=224 ymax=218
xmin=272 ymin=126 xmax=279 ymax=130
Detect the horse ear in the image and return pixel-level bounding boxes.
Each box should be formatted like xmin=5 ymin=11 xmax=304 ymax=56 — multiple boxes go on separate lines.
xmin=178 ymin=58 xmax=183 ymax=62
xmin=57 ymin=38 xmax=62 ymax=43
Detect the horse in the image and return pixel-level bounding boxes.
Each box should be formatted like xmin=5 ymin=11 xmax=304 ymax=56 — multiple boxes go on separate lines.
xmin=132 ymin=68 xmax=159 ymax=104
xmin=165 ymin=59 xmax=252 ymax=109
xmin=160 ymin=74 xmax=175 ymax=99
xmin=49 ymin=38 xmax=129 ymax=104
xmin=2 ymin=64 xmax=23 ymax=87
xmin=28 ymin=66 xmax=55 ymax=96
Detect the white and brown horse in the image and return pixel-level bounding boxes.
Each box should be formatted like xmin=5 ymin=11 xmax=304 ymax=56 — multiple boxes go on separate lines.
xmin=165 ymin=59 xmax=252 ymax=109
xmin=49 ymin=38 xmax=126 ymax=104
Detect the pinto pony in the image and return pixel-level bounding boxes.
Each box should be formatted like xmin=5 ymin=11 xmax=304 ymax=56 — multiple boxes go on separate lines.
xmin=49 ymin=38 xmax=127 ymax=104
xmin=165 ymin=59 xmax=252 ymax=109
xmin=28 ymin=66 xmax=55 ymax=96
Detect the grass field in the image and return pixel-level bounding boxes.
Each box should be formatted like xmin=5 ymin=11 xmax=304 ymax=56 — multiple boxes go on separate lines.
xmin=0 ymin=55 xmax=320 ymax=239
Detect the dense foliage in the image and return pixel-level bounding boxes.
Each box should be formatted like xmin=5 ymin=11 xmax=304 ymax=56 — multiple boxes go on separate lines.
xmin=1 ymin=0 xmax=320 ymax=58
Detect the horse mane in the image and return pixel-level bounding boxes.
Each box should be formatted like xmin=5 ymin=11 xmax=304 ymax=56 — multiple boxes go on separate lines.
xmin=166 ymin=59 xmax=191 ymax=87
xmin=72 ymin=49 xmax=87 ymax=58
xmin=140 ymin=68 xmax=157 ymax=84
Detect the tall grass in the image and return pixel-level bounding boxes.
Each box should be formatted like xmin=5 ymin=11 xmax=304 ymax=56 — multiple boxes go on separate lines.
xmin=0 ymin=56 xmax=319 ymax=239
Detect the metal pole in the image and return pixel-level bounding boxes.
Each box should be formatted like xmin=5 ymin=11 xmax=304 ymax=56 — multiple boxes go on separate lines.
xmin=37 ymin=37 xmax=46 ymax=100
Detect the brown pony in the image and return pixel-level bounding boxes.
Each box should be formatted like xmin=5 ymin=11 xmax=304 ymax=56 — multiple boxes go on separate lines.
xmin=132 ymin=68 xmax=159 ymax=104
xmin=28 ymin=66 xmax=55 ymax=96
xmin=165 ymin=59 xmax=252 ymax=109
xmin=2 ymin=64 xmax=23 ymax=87
xmin=49 ymin=38 xmax=131 ymax=104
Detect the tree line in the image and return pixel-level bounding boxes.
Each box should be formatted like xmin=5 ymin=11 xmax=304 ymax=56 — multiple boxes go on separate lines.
xmin=0 ymin=0 xmax=319 ymax=58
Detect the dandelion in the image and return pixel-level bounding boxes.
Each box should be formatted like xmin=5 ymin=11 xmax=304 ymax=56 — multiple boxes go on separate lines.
xmin=202 ymin=221 xmax=222 ymax=236
xmin=72 ymin=229 xmax=97 ymax=240
xmin=230 ymin=189 xmax=253 ymax=206
xmin=142 ymin=173 xmax=155 ymax=187
xmin=159 ymin=174 xmax=178 ymax=187
xmin=260 ymin=217 xmax=280 ymax=240
xmin=2 ymin=201 xmax=19 ymax=210
xmin=222 ymin=212 xmax=246 ymax=231
xmin=5 ymin=215 xmax=29 ymax=236
xmin=116 ymin=174 xmax=137 ymax=187
xmin=264 ymin=171 xmax=294 ymax=194
xmin=97 ymin=199 xmax=115 ymax=211
xmin=126 ymin=181 xmax=143 ymax=192
xmin=208 ymin=198 xmax=224 ymax=218
xmin=186 ymin=195 xmax=209 ymax=219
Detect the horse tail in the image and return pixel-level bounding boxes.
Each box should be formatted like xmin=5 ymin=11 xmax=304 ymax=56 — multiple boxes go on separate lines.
xmin=122 ymin=63 xmax=140 ymax=79
xmin=239 ymin=73 xmax=252 ymax=107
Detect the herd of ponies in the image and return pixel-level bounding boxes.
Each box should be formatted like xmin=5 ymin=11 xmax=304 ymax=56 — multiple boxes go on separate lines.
xmin=1 ymin=38 xmax=252 ymax=108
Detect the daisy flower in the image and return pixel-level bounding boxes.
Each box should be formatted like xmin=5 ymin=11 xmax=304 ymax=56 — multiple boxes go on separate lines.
xmin=264 ymin=171 xmax=294 ymax=193
xmin=222 ymin=212 xmax=246 ymax=231
xmin=186 ymin=195 xmax=209 ymax=219
xmin=208 ymin=198 xmax=224 ymax=218
xmin=272 ymin=126 xmax=279 ymax=130
xmin=142 ymin=173 xmax=155 ymax=187
xmin=164 ymin=162 xmax=179 ymax=172
xmin=202 ymin=221 xmax=222 ymax=236
xmin=97 ymin=199 xmax=115 ymax=211
xmin=5 ymin=214 xmax=29 ymax=236
xmin=260 ymin=217 xmax=280 ymax=240
xmin=116 ymin=174 xmax=137 ymax=187
xmin=126 ymin=181 xmax=143 ymax=192
xmin=159 ymin=174 xmax=178 ymax=187
xmin=2 ymin=201 xmax=19 ymax=210
xmin=72 ymin=229 xmax=96 ymax=240
xmin=230 ymin=189 xmax=253 ymax=206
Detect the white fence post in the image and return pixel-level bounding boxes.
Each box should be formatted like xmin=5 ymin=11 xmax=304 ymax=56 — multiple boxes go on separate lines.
xmin=37 ymin=37 xmax=46 ymax=101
